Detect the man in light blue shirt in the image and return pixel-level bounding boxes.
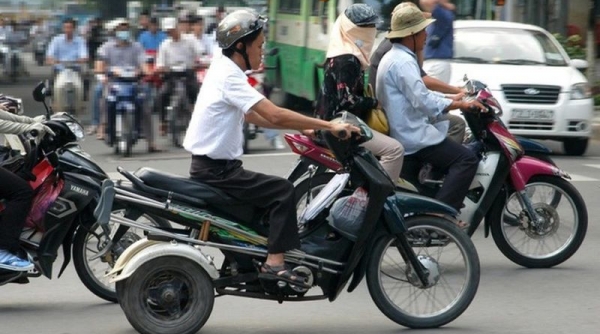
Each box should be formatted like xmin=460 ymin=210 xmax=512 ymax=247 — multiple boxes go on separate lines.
xmin=137 ymin=17 xmax=166 ymax=51
xmin=46 ymin=18 xmax=88 ymax=66
xmin=376 ymin=5 xmax=482 ymax=214
xmin=46 ymin=18 xmax=89 ymax=98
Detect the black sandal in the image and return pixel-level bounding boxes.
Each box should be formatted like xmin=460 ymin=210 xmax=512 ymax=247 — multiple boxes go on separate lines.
xmin=259 ymin=263 xmax=311 ymax=289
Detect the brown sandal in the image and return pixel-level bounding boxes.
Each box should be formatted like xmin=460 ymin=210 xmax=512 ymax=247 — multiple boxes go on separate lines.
xmin=259 ymin=263 xmax=311 ymax=288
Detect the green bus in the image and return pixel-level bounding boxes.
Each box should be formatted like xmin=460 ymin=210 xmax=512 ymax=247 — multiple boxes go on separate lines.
xmin=264 ymin=0 xmax=496 ymax=105
xmin=264 ymin=0 xmax=407 ymax=105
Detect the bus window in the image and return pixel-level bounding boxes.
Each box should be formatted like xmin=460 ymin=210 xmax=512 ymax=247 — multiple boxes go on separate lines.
xmin=278 ymin=0 xmax=302 ymax=14
xmin=312 ymin=0 xmax=321 ymax=16
xmin=312 ymin=0 xmax=329 ymax=34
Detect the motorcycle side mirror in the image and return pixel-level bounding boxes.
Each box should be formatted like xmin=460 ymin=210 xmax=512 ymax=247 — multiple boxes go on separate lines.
xmin=32 ymin=81 xmax=46 ymax=102
xmin=32 ymin=81 xmax=53 ymax=119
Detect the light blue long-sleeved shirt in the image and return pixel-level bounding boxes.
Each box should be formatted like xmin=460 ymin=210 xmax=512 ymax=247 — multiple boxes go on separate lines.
xmin=46 ymin=34 xmax=88 ymax=62
xmin=376 ymin=43 xmax=452 ymax=155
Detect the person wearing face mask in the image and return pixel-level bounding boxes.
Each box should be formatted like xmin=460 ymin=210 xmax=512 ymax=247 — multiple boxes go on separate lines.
xmin=315 ymin=4 xmax=407 ymax=189
xmin=94 ymin=19 xmax=157 ymax=152
xmin=154 ymin=17 xmax=204 ymax=137
xmin=183 ymin=10 xmax=359 ymax=288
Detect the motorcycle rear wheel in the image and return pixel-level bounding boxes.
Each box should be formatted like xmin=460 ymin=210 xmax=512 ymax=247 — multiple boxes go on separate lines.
xmin=72 ymin=208 xmax=170 ymax=302
xmin=117 ymin=256 xmax=215 ymax=334
xmin=366 ymin=216 xmax=480 ymax=329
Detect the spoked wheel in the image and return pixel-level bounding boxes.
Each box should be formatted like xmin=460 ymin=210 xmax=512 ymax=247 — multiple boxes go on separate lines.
xmin=72 ymin=208 xmax=170 ymax=302
xmin=117 ymin=256 xmax=215 ymax=334
xmin=502 ymin=183 xmax=562 ymax=226
xmin=490 ymin=176 xmax=587 ymax=268
xmin=367 ymin=216 xmax=480 ymax=329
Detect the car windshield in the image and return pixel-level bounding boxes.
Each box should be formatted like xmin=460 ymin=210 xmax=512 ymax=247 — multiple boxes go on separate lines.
xmin=454 ymin=28 xmax=568 ymax=66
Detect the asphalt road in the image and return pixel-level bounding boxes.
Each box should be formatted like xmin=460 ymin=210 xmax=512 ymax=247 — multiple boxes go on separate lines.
xmin=1 ymin=55 xmax=599 ymax=334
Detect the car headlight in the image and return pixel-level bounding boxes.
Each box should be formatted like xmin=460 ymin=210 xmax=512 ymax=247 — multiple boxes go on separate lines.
xmin=67 ymin=121 xmax=85 ymax=141
xmin=570 ymin=83 xmax=591 ymax=100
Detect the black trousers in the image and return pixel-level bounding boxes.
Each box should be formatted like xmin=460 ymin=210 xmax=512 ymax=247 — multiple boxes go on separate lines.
xmin=0 ymin=167 xmax=33 ymax=252
xmin=156 ymin=73 xmax=199 ymax=122
xmin=190 ymin=155 xmax=300 ymax=254
xmin=412 ymin=138 xmax=479 ymax=211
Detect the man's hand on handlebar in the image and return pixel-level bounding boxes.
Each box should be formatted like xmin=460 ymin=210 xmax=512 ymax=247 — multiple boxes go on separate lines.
xmin=460 ymin=98 xmax=487 ymax=114
xmin=25 ymin=122 xmax=55 ymax=138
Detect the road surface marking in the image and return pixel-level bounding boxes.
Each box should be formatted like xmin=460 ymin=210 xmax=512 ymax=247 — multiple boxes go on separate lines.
xmin=568 ymin=174 xmax=599 ymax=182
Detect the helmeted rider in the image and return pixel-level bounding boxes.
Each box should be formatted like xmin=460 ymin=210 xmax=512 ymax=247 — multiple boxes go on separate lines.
xmin=154 ymin=17 xmax=203 ymax=137
xmin=94 ymin=19 xmax=158 ymax=152
xmin=182 ymin=10 xmax=358 ymax=288
xmin=0 ymin=109 xmax=54 ymax=272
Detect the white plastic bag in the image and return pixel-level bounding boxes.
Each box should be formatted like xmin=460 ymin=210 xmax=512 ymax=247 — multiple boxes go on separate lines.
xmin=329 ymin=187 xmax=369 ymax=240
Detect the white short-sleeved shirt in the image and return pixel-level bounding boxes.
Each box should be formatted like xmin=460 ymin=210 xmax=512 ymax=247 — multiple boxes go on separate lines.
xmin=183 ymin=56 xmax=264 ymax=160
xmin=156 ymin=34 xmax=204 ymax=68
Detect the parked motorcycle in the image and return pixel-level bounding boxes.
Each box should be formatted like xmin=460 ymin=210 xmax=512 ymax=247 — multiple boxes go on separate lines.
xmin=52 ymin=61 xmax=85 ymax=115
xmin=291 ymin=78 xmax=587 ymax=269
xmin=104 ymin=66 xmax=144 ymax=157
xmin=93 ymin=112 xmax=480 ymax=334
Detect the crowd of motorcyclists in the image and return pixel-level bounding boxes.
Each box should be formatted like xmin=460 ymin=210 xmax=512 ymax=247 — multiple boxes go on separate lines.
xmin=27 ymin=6 xmax=285 ymax=153
xmin=0 ymin=0 xmax=478 ymax=273
xmin=0 ymin=4 xmax=590 ymax=333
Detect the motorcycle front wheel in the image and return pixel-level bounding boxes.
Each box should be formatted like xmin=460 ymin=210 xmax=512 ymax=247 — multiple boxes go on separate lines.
xmin=117 ymin=256 xmax=215 ymax=334
xmin=366 ymin=216 xmax=480 ymax=329
xmin=490 ymin=175 xmax=587 ymax=268
xmin=72 ymin=208 xmax=170 ymax=302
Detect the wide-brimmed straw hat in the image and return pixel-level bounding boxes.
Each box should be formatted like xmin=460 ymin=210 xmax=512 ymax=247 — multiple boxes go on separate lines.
xmin=387 ymin=5 xmax=435 ymax=39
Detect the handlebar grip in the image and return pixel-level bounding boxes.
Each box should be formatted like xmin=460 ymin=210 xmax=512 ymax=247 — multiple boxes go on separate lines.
xmin=337 ymin=130 xmax=348 ymax=139
xmin=29 ymin=129 xmax=39 ymax=137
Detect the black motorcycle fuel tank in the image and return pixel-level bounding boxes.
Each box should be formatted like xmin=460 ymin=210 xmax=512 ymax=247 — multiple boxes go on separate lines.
xmin=59 ymin=143 xmax=107 ymax=180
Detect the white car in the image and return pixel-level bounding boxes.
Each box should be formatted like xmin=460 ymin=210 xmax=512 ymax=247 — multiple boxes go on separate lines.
xmin=450 ymin=20 xmax=593 ymax=156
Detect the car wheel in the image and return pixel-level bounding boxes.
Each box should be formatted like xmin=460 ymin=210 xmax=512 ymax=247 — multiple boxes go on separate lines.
xmin=563 ymin=138 xmax=588 ymax=156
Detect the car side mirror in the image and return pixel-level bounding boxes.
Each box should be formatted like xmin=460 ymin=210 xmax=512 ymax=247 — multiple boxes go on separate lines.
xmin=570 ymin=59 xmax=588 ymax=70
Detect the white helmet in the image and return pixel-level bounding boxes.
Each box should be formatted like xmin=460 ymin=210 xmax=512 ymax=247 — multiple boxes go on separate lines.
xmin=161 ymin=17 xmax=177 ymax=31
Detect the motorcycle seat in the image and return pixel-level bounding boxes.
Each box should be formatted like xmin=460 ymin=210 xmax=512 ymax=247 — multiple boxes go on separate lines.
xmin=134 ymin=167 xmax=243 ymax=206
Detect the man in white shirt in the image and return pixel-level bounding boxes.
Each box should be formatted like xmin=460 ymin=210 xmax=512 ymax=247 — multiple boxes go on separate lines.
xmin=183 ymin=10 xmax=357 ymax=288
xmin=155 ymin=17 xmax=203 ymax=135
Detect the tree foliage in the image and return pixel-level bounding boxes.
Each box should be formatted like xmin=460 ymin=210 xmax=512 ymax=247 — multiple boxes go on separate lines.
xmin=553 ymin=33 xmax=586 ymax=60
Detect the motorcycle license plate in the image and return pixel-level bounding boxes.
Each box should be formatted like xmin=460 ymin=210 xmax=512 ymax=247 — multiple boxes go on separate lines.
xmin=511 ymin=109 xmax=554 ymax=120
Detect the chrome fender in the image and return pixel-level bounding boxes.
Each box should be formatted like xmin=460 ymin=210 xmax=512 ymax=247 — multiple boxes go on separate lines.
xmin=108 ymin=238 xmax=219 ymax=283
xmin=107 ymin=237 xmax=161 ymax=275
